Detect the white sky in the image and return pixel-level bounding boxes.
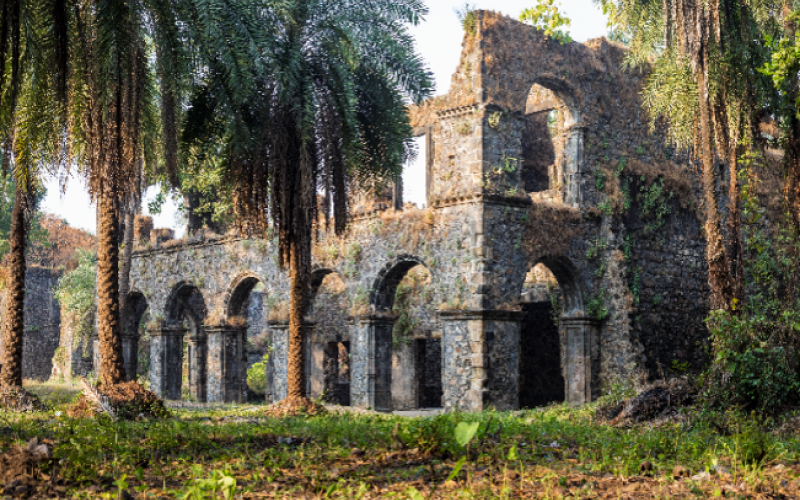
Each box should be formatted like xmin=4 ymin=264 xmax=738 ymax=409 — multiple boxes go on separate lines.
xmin=41 ymin=1 xmax=609 ymax=233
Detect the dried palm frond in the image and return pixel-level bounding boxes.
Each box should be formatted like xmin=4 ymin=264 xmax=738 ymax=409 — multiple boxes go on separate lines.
xmin=79 ymin=378 xmax=116 ymax=420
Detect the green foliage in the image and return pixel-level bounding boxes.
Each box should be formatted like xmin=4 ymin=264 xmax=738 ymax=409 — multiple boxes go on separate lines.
xmin=0 ymin=178 xmax=48 ymax=262
xmin=246 ymin=353 xmax=270 ymax=396
xmin=455 ymin=4 xmax=478 ymax=37
xmin=586 ymin=291 xmax=610 ymax=321
xmin=56 ymin=249 xmax=97 ymax=315
xmin=182 ymin=467 xmax=237 ymax=500
xmin=701 ymin=151 xmax=800 ymax=414
xmin=520 ymin=0 xmax=573 ymax=44
xmin=454 ymin=421 xmax=479 ymax=447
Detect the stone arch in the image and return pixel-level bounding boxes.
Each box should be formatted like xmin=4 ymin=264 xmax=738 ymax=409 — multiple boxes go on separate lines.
xmin=222 ymin=272 xmax=268 ymax=403
xmin=361 ymin=256 xmax=442 ymax=411
xmin=224 ymin=273 xmax=263 ymax=319
xmin=370 ymin=255 xmax=431 ymax=312
xmin=523 ymin=75 xmax=585 ymax=205
xmin=161 ymin=281 xmax=207 ymax=401
xmin=121 ymin=290 xmax=150 ymax=381
xmin=165 ymin=281 xmax=207 ymax=328
xmin=306 ymin=267 xmax=351 ymax=406
xmin=517 ymin=254 xmax=597 ymax=406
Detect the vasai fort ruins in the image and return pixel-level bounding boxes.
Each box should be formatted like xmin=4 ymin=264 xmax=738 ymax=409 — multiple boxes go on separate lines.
xmin=13 ymin=11 xmax=773 ymax=413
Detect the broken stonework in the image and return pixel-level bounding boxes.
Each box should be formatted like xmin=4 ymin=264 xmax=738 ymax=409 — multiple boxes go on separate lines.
xmin=104 ymin=11 xmax=779 ymax=412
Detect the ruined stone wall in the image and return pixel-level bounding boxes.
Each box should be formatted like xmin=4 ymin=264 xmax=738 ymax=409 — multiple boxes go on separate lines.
xmin=126 ymin=11 xmax=723 ymax=409
xmin=0 ymin=266 xmax=63 ymax=381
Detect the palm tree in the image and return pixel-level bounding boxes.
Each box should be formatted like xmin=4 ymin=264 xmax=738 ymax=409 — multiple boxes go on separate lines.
xmin=0 ymin=0 xmax=69 ymax=390
xmin=212 ymin=0 xmax=432 ymax=408
xmin=51 ymin=0 xmax=270 ymax=387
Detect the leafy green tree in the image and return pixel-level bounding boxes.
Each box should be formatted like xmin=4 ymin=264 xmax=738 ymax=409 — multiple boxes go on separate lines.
xmin=520 ymin=0 xmax=572 ymax=44
xmin=0 ymin=179 xmax=48 ymax=262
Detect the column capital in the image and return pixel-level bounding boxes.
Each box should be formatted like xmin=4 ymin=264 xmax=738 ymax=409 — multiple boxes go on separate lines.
xmin=350 ymin=314 xmax=397 ymax=327
xmin=148 ymin=326 xmax=187 ymax=337
xmin=559 ymin=315 xmax=600 ymax=327
xmin=438 ymin=309 xmax=526 ymax=321
xmin=202 ymin=323 xmax=247 ymax=334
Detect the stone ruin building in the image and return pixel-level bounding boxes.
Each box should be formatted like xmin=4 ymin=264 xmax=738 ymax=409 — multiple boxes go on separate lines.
xmin=48 ymin=11 xmax=740 ymax=411
xmin=113 ymin=11 xmax=715 ymax=411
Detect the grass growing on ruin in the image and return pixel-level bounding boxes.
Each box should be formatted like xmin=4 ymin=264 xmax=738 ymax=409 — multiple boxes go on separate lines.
xmin=6 ymin=383 xmax=800 ymax=498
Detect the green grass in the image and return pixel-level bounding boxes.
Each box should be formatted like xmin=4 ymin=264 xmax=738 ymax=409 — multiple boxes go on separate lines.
xmin=5 ymin=382 xmax=800 ymax=498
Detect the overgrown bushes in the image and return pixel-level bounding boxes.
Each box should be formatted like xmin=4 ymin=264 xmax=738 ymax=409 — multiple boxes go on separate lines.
xmin=701 ymin=159 xmax=800 ymax=414
xmin=246 ymin=354 xmax=269 ymax=396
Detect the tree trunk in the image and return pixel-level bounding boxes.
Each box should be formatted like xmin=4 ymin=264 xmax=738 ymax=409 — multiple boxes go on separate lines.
xmin=783 ymin=3 xmax=800 ymax=233
xmin=697 ymin=69 xmax=735 ymax=311
xmin=119 ymin=209 xmax=134 ymax=313
xmin=97 ymin=192 xmax=126 ymax=386
xmin=726 ymin=147 xmax=743 ymax=304
xmin=287 ymin=239 xmax=307 ymax=401
xmin=0 ymin=188 xmax=26 ymax=388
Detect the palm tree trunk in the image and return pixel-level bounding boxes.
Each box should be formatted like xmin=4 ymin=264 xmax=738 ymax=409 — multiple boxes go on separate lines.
xmin=0 ymin=187 xmax=26 ymax=388
xmin=97 ymin=192 xmax=126 ymax=386
xmin=119 ymin=209 xmax=134 ymax=312
xmin=697 ymin=69 xmax=735 ymax=311
xmin=287 ymin=239 xmax=307 ymax=401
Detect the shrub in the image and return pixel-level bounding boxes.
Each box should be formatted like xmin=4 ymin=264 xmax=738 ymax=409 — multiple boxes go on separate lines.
xmin=702 ymin=310 xmax=800 ymax=413
xmin=247 ymin=354 xmax=269 ymax=395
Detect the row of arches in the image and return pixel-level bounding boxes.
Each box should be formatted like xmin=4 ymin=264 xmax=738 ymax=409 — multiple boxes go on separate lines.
xmin=124 ymin=253 xmax=590 ymax=409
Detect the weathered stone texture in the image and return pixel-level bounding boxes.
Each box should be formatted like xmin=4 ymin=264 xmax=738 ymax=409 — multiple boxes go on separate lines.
xmin=121 ymin=11 xmax=720 ymax=411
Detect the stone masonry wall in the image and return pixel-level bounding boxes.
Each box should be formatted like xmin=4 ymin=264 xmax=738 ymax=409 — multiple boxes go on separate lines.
xmin=0 ymin=266 xmax=63 ymax=381
xmin=126 ymin=11 xmax=726 ymax=409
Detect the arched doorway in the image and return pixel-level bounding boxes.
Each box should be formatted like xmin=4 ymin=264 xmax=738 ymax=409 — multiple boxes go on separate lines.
xmin=226 ymin=275 xmax=267 ymax=402
xmin=122 ymin=292 xmax=149 ymax=382
xmin=307 ymin=270 xmax=350 ymax=406
xmin=518 ymin=256 xmax=597 ymax=406
xmin=519 ymin=263 xmax=565 ymax=407
xmin=369 ymin=258 xmax=442 ymax=411
xmin=523 ymin=78 xmax=584 ymax=205
xmin=164 ymin=283 xmax=207 ymax=401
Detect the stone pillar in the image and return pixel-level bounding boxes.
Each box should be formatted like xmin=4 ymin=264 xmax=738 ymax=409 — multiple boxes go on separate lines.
xmin=560 ymin=316 xmax=599 ymax=404
xmin=204 ymin=325 xmax=246 ymax=403
xmin=121 ymin=334 xmax=138 ymax=382
xmin=187 ymin=334 xmax=207 ymax=402
xmin=268 ymin=321 xmax=289 ymax=403
xmin=351 ymin=315 xmax=395 ymax=412
xmin=91 ymin=332 xmax=100 ymax=376
xmin=149 ymin=326 xmax=186 ymax=400
xmin=439 ymin=310 xmax=524 ymax=412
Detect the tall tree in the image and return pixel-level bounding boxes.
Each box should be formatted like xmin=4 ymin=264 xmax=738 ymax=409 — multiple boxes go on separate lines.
xmin=598 ymin=0 xmax=779 ymax=311
xmin=208 ymin=0 xmax=432 ymax=408
xmin=42 ymin=0 xmax=269 ymax=388
xmin=0 ymin=0 xmax=68 ymax=390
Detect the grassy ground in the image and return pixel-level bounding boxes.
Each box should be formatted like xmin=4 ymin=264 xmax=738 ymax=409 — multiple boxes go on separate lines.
xmin=6 ymin=381 xmax=800 ymax=498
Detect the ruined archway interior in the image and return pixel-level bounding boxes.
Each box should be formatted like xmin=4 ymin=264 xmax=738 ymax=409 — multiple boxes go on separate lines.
xmin=228 ymin=277 xmax=269 ymax=401
xmin=519 ymin=263 xmax=566 ymax=408
xmin=387 ymin=265 xmax=442 ymax=410
xmin=165 ymin=285 xmax=207 ymax=401
xmin=523 ymin=82 xmax=580 ymax=202
xmin=123 ymin=292 xmax=149 ymax=381
xmin=307 ymin=271 xmax=350 ymax=405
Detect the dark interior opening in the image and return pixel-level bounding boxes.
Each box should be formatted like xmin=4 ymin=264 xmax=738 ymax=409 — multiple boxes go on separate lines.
xmin=416 ymin=338 xmax=443 ymax=408
xmin=519 ymin=301 xmax=565 ymax=408
xmin=324 ymin=341 xmax=351 ymax=406
xmin=522 ymin=110 xmax=556 ymax=193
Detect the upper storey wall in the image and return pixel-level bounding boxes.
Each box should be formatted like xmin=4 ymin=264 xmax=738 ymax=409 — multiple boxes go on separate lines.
xmin=409 ymin=11 xmax=694 ymax=211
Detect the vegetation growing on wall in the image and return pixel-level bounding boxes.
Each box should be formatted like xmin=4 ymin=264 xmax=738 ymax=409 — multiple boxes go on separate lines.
xmin=55 ymin=250 xmax=97 ymax=366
